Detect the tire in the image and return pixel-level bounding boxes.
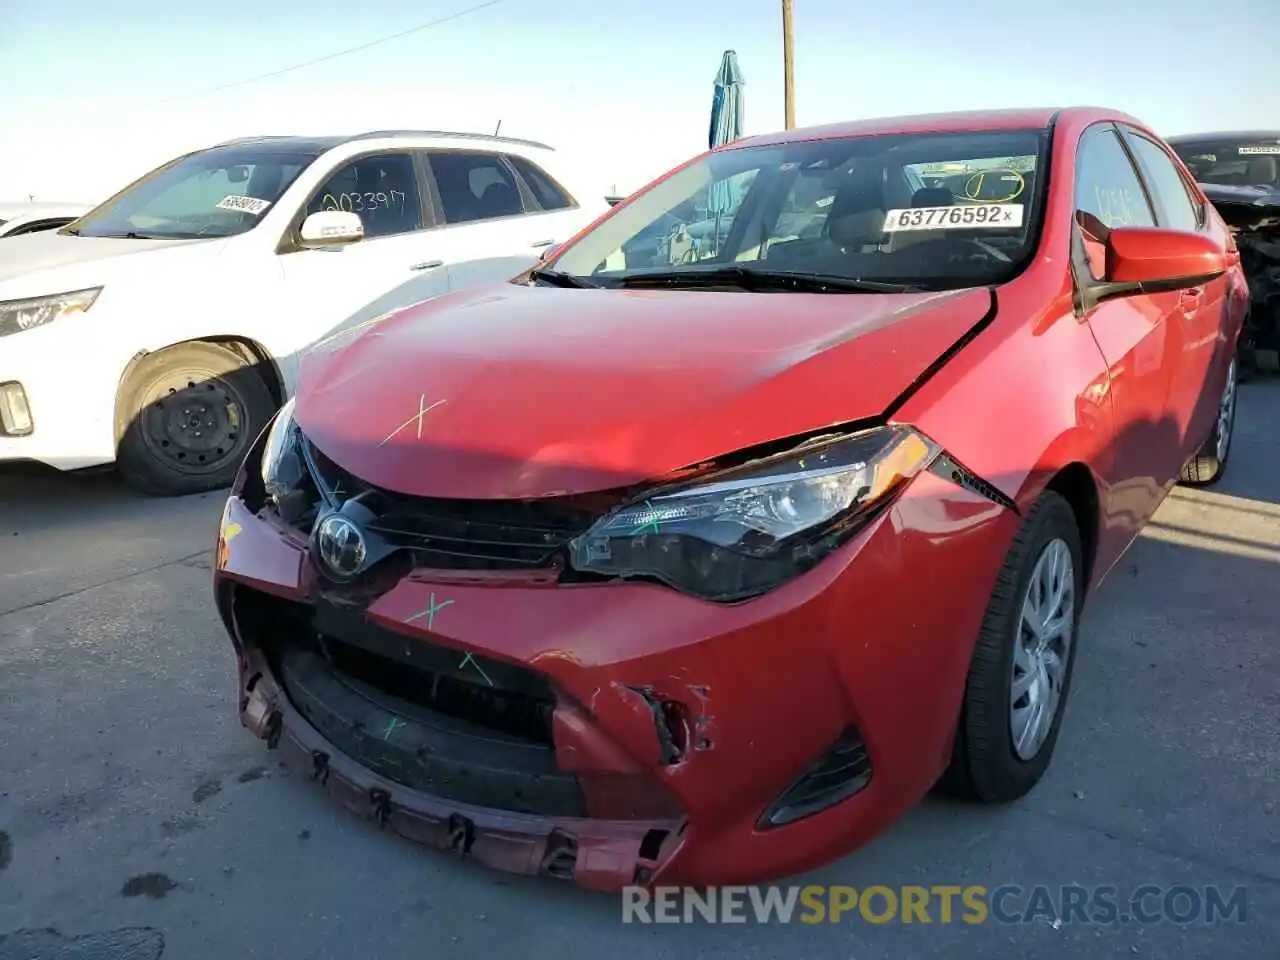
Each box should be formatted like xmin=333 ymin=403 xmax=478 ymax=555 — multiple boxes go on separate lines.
xmin=939 ymin=490 xmax=1084 ymax=802
xmin=116 ymin=342 xmax=276 ymax=497
xmin=1180 ymin=356 xmax=1238 ymax=486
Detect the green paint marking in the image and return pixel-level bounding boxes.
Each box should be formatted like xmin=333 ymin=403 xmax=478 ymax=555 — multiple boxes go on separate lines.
xmin=405 ymin=592 xmax=455 ymax=629
xmin=457 ymin=651 xmax=494 ymax=687
xmin=632 ymin=501 xmax=661 ymax=535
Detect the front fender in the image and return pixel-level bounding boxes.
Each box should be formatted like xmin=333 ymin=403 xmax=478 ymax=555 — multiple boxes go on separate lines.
xmin=892 ymin=289 xmax=1115 ymax=598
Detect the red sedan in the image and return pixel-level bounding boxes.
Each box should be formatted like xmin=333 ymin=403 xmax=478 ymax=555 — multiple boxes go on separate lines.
xmin=213 ymin=107 xmax=1246 ymax=890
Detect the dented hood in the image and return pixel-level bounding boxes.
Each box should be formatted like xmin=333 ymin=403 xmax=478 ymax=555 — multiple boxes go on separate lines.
xmin=296 ymin=282 xmax=992 ymax=499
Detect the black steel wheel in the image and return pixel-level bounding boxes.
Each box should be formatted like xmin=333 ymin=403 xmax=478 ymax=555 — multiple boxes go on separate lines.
xmin=116 ymin=342 xmax=276 ymax=496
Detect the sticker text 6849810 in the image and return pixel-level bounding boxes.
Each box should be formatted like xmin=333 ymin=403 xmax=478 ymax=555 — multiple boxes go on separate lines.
xmin=216 ymin=195 xmax=273 ymax=215
xmin=883 ymin=203 xmax=1024 ymax=232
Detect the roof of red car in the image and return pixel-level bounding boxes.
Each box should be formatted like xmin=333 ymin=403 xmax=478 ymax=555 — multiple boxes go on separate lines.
xmin=728 ymin=106 xmax=1141 ymax=150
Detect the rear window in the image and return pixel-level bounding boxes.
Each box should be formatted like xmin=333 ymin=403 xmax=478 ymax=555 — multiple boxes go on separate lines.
xmin=1171 ymin=137 xmax=1280 ymax=187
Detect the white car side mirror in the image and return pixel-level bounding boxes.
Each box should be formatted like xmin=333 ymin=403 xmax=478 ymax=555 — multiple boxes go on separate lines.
xmin=298 ymin=211 xmax=364 ymax=248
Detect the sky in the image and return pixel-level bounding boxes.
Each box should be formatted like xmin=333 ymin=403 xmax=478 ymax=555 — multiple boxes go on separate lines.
xmin=2 ymin=0 xmax=1278 ymax=203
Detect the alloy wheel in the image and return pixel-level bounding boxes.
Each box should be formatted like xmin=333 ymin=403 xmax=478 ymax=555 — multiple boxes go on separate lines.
xmin=1010 ymin=537 xmax=1075 ymax=761
xmin=1215 ymin=358 xmax=1238 ymax=464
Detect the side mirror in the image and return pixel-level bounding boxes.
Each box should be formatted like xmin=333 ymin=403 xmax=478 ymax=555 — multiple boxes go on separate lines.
xmin=1104 ymin=227 xmax=1226 ymax=288
xmin=299 ymin=210 xmax=364 ymax=248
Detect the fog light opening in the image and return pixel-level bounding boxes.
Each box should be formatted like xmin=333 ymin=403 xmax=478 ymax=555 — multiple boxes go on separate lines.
xmin=758 ymin=725 xmax=872 ymax=829
xmin=0 ymin=381 xmax=33 ymax=437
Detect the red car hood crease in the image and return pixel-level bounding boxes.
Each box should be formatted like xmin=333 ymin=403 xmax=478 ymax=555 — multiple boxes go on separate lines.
xmin=295 ymin=283 xmax=993 ymax=500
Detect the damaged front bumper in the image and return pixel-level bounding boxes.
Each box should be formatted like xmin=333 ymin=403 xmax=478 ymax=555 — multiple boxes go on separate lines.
xmin=238 ymin=654 xmax=676 ymax=889
xmin=214 ymin=461 xmax=1018 ymax=890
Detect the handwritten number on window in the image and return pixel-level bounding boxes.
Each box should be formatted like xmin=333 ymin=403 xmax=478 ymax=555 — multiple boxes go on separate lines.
xmin=320 ymin=189 xmax=405 ymax=215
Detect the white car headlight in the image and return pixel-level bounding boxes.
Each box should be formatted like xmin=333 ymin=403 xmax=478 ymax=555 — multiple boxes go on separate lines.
xmin=0 ymin=287 xmax=101 ymax=338
xmin=259 ymin=396 xmax=301 ymax=499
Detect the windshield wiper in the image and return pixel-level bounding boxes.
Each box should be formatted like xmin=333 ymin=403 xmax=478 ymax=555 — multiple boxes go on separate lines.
xmin=615 ymin=265 xmax=929 ymax=293
xmin=528 ymin=267 xmax=601 ymax=289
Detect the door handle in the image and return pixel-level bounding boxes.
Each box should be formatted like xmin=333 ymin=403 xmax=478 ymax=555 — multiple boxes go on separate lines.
xmin=410 ymin=260 xmax=443 ymax=271
xmin=530 ymin=239 xmax=556 ymax=249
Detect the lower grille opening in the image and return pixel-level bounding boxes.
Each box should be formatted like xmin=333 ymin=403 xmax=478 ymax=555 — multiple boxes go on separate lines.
xmin=229 ymin=585 xmax=588 ymax=816
xmin=234 ymin=585 xmax=556 ymax=744
xmin=323 ymin=639 xmax=554 ymax=744
xmin=758 ymin=726 xmax=872 ymax=828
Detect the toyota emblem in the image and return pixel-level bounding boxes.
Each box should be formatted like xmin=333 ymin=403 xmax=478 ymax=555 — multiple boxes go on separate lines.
xmin=315 ymin=514 xmax=368 ymax=580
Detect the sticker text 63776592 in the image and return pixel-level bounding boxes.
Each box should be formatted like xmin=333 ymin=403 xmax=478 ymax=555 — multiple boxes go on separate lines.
xmin=883 ymin=204 xmax=1024 ymax=232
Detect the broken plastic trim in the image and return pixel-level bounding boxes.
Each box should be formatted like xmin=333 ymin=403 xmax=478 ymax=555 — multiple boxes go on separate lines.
xmin=627 ymin=686 xmax=687 ymax=765
xmin=927 ymin=451 xmax=1019 ymax=514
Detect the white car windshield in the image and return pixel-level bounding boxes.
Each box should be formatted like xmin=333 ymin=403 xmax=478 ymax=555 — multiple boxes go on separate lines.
xmin=548 ymin=128 xmax=1049 ymax=291
xmin=68 ymin=143 xmax=322 ymax=240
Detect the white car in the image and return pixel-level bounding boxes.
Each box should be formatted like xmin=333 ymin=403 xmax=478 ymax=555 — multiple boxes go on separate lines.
xmin=0 ymin=202 xmax=92 ymax=238
xmin=0 ymin=130 xmax=609 ymax=495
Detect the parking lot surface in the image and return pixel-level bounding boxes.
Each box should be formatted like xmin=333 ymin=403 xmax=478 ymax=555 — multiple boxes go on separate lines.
xmin=1 ymin=383 xmax=1277 ymax=960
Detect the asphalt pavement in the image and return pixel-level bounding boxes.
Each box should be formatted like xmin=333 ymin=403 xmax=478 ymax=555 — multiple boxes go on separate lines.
xmin=1 ymin=382 xmax=1277 ymax=960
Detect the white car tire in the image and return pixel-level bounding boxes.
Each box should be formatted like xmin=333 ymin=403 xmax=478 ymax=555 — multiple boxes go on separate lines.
xmin=115 ymin=342 xmax=276 ymax=497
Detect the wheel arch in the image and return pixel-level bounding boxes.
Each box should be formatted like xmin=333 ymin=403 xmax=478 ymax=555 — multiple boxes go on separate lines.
xmin=113 ymin=336 xmax=285 ymax=445
xmin=1040 ymin=461 xmax=1102 ymax=595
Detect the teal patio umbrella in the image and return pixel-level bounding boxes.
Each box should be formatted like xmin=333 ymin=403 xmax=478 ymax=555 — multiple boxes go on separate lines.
xmin=707 ymin=50 xmax=745 ymax=250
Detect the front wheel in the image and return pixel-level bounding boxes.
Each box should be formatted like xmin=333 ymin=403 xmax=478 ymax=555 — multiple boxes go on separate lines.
xmin=1180 ymin=356 xmax=1237 ymax=486
xmin=116 ymin=342 xmax=276 ymax=496
xmin=940 ymin=490 xmax=1084 ymax=802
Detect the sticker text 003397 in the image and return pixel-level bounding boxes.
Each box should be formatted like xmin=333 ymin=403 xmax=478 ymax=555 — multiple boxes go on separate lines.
xmin=320 ymin=190 xmax=408 ymax=214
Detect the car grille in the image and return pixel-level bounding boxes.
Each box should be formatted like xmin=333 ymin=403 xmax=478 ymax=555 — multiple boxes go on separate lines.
xmin=295 ymin=438 xmax=606 ymax=571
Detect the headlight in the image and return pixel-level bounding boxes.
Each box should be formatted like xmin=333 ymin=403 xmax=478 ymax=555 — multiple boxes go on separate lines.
xmin=259 ymin=397 xmax=303 ymax=500
xmin=568 ymin=426 xmax=941 ymax=601
xmin=0 ymin=287 xmax=101 ymax=339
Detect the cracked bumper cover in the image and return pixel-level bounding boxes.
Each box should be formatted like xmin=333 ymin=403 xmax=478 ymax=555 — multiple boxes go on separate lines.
xmin=213 ymin=466 xmax=1018 ymax=889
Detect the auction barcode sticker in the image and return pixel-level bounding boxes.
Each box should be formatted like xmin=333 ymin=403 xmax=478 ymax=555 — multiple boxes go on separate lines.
xmin=883 ymin=204 xmax=1023 ymax=232
xmin=1238 ymin=145 xmax=1280 ymax=156
xmin=216 ymin=195 xmax=273 ymax=215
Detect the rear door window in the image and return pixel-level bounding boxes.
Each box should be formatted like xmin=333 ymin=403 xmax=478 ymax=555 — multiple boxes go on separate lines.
xmin=427 ymin=151 xmax=527 ymax=224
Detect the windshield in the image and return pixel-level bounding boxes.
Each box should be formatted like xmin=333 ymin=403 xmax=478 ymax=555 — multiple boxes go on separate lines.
xmin=549 ymin=128 xmax=1050 ymax=290
xmin=68 ymin=144 xmax=321 ymax=240
xmin=1171 ymin=137 xmax=1280 ymax=188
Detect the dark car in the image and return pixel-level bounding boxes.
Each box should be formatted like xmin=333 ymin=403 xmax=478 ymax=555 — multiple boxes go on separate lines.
xmin=1169 ymin=131 xmax=1280 ymax=372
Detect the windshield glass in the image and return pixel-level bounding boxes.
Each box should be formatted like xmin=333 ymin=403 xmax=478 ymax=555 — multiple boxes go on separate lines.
xmin=1171 ymin=137 xmax=1280 ymax=187
xmin=549 ymin=128 xmax=1049 ymax=289
xmin=69 ymin=144 xmax=321 ymax=240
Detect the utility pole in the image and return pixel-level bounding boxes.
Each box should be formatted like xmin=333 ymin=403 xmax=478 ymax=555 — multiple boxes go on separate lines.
xmin=782 ymin=0 xmax=795 ymax=129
